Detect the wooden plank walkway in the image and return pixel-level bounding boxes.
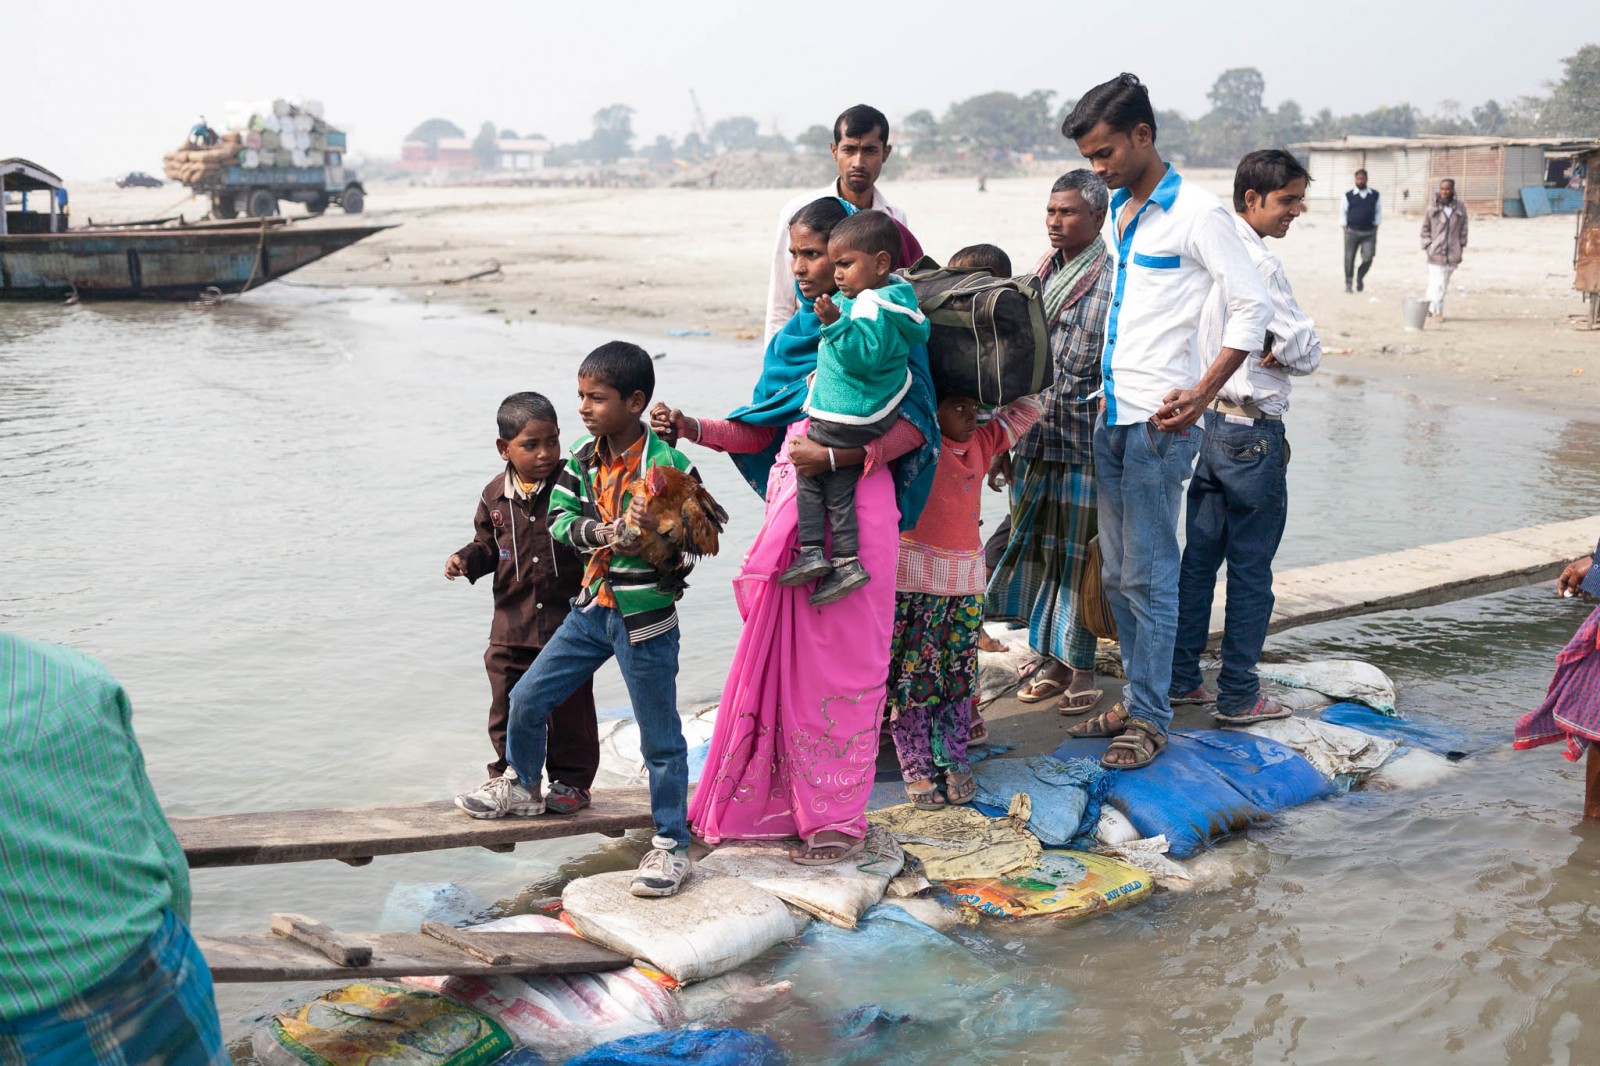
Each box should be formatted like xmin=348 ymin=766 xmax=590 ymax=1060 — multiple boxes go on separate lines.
xmin=173 ymin=789 xmax=657 ymax=869
xmin=197 ymin=928 xmax=629 ymax=982
xmin=173 ymin=519 xmax=1598 ymax=874
xmin=1216 ymin=516 xmax=1600 ymax=637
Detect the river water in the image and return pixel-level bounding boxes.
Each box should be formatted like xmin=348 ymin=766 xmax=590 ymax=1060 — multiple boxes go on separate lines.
xmin=4 ymin=287 xmax=1599 ymax=1064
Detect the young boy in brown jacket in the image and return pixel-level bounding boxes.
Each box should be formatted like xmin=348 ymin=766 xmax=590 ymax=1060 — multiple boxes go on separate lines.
xmin=445 ymin=391 xmax=599 ymax=814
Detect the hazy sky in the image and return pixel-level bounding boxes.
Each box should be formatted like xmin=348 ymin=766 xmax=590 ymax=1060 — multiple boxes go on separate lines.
xmin=10 ymin=0 xmax=1593 ymax=179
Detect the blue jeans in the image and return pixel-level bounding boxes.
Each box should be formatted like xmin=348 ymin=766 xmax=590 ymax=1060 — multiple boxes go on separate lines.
xmin=1171 ymin=410 xmax=1289 ymax=714
xmin=1093 ymin=414 xmax=1200 ymax=735
xmin=507 ymin=603 xmax=688 ymax=848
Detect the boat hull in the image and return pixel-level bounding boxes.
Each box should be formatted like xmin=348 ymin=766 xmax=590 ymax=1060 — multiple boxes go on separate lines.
xmin=0 ymin=223 xmax=391 ymax=300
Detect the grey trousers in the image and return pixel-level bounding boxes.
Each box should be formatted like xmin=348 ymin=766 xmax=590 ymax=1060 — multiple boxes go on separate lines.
xmin=798 ymin=408 xmax=899 ymax=557
xmin=1344 ymin=228 xmax=1377 ymax=285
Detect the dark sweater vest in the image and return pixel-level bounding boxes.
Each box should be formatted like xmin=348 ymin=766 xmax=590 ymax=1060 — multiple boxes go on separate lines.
xmin=1345 ymin=189 xmax=1379 ymax=230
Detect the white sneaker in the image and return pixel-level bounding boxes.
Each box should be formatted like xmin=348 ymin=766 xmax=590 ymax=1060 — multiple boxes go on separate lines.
xmin=454 ymin=768 xmax=543 ymax=819
xmin=630 ymin=836 xmax=692 ymax=897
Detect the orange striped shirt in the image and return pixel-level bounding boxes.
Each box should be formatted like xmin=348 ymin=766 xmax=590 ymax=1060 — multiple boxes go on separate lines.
xmin=583 ymin=433 xmax=645 ymax=608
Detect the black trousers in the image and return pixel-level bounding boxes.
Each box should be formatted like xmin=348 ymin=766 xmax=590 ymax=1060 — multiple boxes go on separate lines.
xmin=484 ymin=643 xmax=598 ymax=786
xmin=798 ymin=409 xmax=899 ymax=557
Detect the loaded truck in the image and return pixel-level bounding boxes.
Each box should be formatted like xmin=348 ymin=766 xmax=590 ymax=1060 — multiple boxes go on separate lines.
xmin=164 ymin=105 xmax=367 ymax=219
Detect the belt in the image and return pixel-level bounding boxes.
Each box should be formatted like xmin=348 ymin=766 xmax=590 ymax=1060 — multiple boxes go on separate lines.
xmin=1210 ymin=398 xmax=1281 ymax=422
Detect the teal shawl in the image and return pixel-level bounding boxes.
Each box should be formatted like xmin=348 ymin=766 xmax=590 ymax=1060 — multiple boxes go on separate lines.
xmin=727 ymin=284 xmax=940 ymax=532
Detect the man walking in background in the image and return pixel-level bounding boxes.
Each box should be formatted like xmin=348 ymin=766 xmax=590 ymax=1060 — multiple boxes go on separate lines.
xmin=1341 ymin=168 xmax=1380 ymax=292
xmin=1170 ymin=150 xmax=1323 ymax=725
xmin=1421 ymin=178 xmax=1468 ymax=322
xmin=1059 ymin=73 xmax=1273 ymax=770
xmin=763 ymin=104 xmax=923 ymax=344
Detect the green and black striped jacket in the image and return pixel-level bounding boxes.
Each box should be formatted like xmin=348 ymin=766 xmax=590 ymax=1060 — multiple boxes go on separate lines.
xmin=549 ymin=425 xmax=699 ymax=644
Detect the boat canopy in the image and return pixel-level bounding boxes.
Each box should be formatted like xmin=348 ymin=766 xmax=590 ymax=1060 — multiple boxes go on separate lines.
xmin=0 ymin=158 xmax=65 ymax=193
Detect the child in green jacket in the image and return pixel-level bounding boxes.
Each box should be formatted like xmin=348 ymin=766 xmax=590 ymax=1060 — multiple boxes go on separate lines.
xmin=779 ymin=210 xmax=930 ymax=605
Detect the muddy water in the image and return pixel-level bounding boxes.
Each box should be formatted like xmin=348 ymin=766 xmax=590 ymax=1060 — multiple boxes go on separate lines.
xmin=4 ymin=288 xmax=1599 ymax=1064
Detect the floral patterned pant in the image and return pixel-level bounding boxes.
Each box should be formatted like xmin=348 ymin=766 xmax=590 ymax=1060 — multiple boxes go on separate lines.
xmin=888 ymin=591 xmax=982 ymax=782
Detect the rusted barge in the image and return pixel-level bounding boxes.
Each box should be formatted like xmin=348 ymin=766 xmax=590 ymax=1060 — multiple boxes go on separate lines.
xmin=1 ymin=158 xmax=388 ymax=300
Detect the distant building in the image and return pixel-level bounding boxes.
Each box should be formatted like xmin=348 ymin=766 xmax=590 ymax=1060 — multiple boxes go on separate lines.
xmin=398 ymin=135 xmax=552 ymax=173
xmin=1292 ymin=136 xmax=1600 ymax=217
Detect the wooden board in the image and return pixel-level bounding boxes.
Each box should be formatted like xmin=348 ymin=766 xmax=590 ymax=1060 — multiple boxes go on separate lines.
xmin=197 ymin=929 xmax=630 ymax=982
xmin=174 ymin=789 xmax=661 ymax=868
xmin=1210 ymin=517 xmax=1600 ymax=639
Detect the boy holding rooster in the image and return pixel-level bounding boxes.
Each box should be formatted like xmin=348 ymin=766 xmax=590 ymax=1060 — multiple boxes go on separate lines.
xmin=455 ymin=341 xmax=720 ymax=900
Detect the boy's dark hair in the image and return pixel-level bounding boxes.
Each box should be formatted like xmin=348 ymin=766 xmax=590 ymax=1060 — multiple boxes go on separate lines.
xmin=789 ymin=196 xmax=852 ymax=239
xmin=578 ymin=341 xmax=654 ymax=404
xmin=948 ymin=243 xmax=1012 ymax=276
xmin=496 ymin=391 xmax=558 ymax=439
xmin=833 ymin=104 xmax=890 ymax=144
xmin=1233 ymin=149 xmax=1312 ymax=212
xmin=1062 ymin=73 xmax=1157 ymax=142
xmin=828 ymin=210 xmax=902 ymax=263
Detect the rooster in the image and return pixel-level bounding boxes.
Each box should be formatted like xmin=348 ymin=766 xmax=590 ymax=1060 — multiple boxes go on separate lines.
xmin=615 ymin=466 xmax=729 ymax=595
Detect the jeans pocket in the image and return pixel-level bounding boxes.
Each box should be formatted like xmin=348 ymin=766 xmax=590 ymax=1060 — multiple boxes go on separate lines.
xmin=1281 ymin=437 xmax=1292 ymax=468
xmin=1142 ymin=421 xmax=1175 ymax=460
xmin=1221 ymin=437 xmax=1272 ymax=464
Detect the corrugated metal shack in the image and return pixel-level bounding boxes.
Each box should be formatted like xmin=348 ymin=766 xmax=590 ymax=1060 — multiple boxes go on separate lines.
xmin=1291 ymin=136 xmax=1600 ymax=217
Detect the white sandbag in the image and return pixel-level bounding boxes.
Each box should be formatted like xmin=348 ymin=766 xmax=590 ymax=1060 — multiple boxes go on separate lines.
xmin=977 ymin=624 xmax=1033 ymax=706
xmin=304 ymin=98 xmax=325 ymax=119
xmin=1367 ymin=747 xmax=1457 ymax=791
xmin=1265 ymin=683 xmax=1335 ymax=715
xmin=272 ymin=98 xmax=291 ymax=117
xmin=674 ymin=972 xmax=794 ymax=1025
xmin=1258 ymin=660 xmax=1397 ymax=714
xmin=1094 ymin=807 xmax=1141 ymax=845
xmin=561 ymin=870 xmax=798 ymax=984
xmin=879 ymin=895 xmax=964 ymax=933
xmin=698 ymin=827 xmax=902 ymax=928
xmin=241 ymin=149 xmax=260 ymax=169
xmin=1240 ymin=717 xmax=1399 ymax=781
xmin=592 ymin=707 xmax=718 ymax=789
xmin=1094 ymin=835 xmax=1193 ymax=890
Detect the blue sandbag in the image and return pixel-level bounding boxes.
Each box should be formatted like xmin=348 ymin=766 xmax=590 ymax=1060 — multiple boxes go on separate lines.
xmin=1053 ymin=730 xmax=1331 ymax=857
xmin=1176 ymin=730 xmax=1334 ymax=811
xmin=565 ymin=1029 xmax=785 ymax=1065
xmin=969 ymin=756 xmax=1110 ymax=846
xmin=1319 ymin=702 xmax=1470 ymax=758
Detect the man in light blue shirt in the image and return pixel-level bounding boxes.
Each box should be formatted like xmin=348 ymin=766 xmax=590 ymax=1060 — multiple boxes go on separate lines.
xmin=1060 ymin=74 xmax=1273 ymax=769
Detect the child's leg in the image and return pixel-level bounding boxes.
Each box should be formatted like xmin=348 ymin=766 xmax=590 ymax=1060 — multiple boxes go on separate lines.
xmin=544 ymin=675 xmax=599 ymax=791
xmin=794 ymin=468 xmax=828 ymax=549
xmin=607 ymin=613 xmax=688 ymax=849
xmin=505 ymin=607 xmax=614 ymax=793
xmin=890 ymin=703 xmax=939 ymax=784
xmin=483 ymin=644 xmax=536 ymax=779
xmin=820 ymin=466 xmax=863 ymax=559
xmin=932 ymin=699 xmax=974 ymax=777
xmin=888 ymin=592 xmax=938 ymax=784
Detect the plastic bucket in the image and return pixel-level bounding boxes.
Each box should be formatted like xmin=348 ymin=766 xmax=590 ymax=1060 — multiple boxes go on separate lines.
xmin=1402 ymin=297 xmax=1427 ymax=331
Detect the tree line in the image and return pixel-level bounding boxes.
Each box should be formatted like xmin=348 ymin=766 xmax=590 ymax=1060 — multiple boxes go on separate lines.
xmin=405 ymin=44 xmax=1600 ymax=169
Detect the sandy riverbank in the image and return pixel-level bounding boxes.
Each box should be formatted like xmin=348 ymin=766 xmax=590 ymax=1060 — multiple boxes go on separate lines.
xmin=72 ymin=170 xmax=1600 ymax=420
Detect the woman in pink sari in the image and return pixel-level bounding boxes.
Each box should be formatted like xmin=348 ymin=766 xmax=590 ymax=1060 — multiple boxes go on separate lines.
xmin=652 ymin=197 xmax=939 ymax=863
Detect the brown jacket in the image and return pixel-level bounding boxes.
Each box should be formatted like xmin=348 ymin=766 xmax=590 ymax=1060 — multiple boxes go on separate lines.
xmin=456 ymin=469 xmax=585 ymax=648
xmin=1420 ymin=196 xmax=1469 ymax=266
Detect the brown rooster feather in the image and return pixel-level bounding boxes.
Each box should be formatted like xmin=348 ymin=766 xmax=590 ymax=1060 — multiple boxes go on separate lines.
xmin=616 ymin=466 xmax=729 ymax=594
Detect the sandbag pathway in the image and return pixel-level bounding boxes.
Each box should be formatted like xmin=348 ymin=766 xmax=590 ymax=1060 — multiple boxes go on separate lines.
xmin=251 ymin=660 xmax=1468 ymax=1064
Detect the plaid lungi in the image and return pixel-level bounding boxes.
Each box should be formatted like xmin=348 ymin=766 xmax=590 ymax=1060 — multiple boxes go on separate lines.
xmin=985 ymin=456 xmax=1098 ymax=670
xmin=1514 ymin=603 xmax=1600 ymax=761
xmin=0 ymin=910 xmax=227 ymax=1066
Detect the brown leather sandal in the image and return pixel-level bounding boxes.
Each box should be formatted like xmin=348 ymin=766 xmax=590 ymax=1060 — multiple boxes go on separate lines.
xmin=1100 ymin=720 xmax=1167 ymax=770
xmin=1064 ymin=703 xmax=1131 ymax=739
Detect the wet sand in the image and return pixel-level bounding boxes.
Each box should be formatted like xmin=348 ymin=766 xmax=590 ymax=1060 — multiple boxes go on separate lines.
xmin=74 ymin=171 xmax=1600 ymax=422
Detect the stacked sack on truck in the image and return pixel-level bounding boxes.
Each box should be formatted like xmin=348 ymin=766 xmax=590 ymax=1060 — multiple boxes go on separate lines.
xmin=161 ymin=132 xmax=242 ymax=185
xmin=223 ymin=98 xmax=348 ymax=170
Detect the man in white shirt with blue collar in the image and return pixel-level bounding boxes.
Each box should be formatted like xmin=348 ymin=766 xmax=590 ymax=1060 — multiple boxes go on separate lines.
xmin=1171 ymin=149 xmax=1322 ymax=727
xmin=1060 ymin=73 xmax=1273 ymax=770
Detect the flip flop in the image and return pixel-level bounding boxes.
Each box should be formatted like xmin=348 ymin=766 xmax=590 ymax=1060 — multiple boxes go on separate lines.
xmin=1017 ymin=662 xmax=1070 ymax=703
xmin=1057 ymin=686 xmax=1105 ymax=716
xmin=906 ymin=783 xmax=945 ymax=809
xmin=944 ymin=773 xmax=976 ymax=805
xmin=789 ymin=833 xmax=868 ymax=866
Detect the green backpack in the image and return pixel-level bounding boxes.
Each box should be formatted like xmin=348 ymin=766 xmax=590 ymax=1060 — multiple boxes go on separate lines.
xmin=898 ymin=256 xmax=1051 ymax=406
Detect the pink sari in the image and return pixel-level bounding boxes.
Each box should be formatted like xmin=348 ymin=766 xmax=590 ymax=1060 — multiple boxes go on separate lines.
xmin=689 ymin=421 xmax=899 ymax=843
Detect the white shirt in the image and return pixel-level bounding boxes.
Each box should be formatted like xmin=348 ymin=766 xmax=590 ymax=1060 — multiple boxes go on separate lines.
xmin=1339 ymin=186 xmax=1382 ymax=227
xmin=1102 ymin=165 xmax=1273 ymax=426
xmin=1198 ymin=213 xmax=1322 ymax=416
xmin=762 ymin=180 xmax=909 ymax=345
